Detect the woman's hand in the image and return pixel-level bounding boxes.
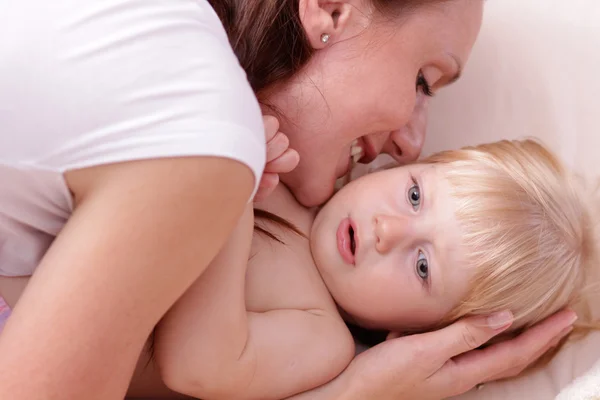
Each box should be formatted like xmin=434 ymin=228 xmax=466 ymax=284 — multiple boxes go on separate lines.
xmin=254 ymin=116 xmax=300 ymax=202
xmin=288 ymin=309 xmax=577 ymax=400
xmin=341 ymin=309 xmax=576 ymax=400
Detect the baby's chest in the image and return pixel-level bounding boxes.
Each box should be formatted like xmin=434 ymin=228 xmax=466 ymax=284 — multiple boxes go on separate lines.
xmin=244 ymin=233 xmax=333 ymax=313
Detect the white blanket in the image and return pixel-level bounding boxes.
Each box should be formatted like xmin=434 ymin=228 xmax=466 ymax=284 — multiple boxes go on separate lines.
xmin=556 ymin=359 xmax=600 ymax=400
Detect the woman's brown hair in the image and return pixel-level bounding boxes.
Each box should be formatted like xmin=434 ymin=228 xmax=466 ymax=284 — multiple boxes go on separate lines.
xmin=207 ymin=0 xmax=444 ymax=95
xmin=207 ymin=0 xmax=311 ymax=95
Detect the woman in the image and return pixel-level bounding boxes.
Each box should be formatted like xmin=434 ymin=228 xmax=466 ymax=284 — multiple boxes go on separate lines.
xmin=0 ymin=0 xmax=575 ymax=399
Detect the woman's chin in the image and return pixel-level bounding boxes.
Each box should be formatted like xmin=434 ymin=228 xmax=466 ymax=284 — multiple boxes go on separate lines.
xmin=283 ymin=175 xmax=337 ymax=208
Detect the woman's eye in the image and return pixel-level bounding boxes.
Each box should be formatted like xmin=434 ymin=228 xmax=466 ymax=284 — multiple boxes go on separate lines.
xmin=416 ymin=251 xmax=429 ymax=280
xmin=408 ymin=183 xmax=421 ymax=210
xmin=416 ymin=71 xmax=433 ymax=97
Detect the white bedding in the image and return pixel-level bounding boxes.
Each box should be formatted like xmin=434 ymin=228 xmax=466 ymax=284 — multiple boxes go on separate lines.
xmin=556 ymin=357 xmax=600 ymax=400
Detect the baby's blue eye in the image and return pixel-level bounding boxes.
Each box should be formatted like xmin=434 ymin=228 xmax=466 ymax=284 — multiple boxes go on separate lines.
xmin=408 ymin=184 xmax=421 ymax=210
xmin=416 ymin=251 xmax=428 ymax=280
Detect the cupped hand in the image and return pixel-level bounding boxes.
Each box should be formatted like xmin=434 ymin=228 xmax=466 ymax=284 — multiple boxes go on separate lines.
xmin=254 ymin=115 xmax=300 ymax=202
xmin=341 ymin=309 xmax=577 ymax=400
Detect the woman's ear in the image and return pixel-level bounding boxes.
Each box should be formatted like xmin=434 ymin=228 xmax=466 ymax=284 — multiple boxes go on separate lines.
xmin=298 ymin=0 xmax=353 ymax=49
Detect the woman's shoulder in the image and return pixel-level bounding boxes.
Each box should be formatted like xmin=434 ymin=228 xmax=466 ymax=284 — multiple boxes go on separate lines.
xmin=1 ymin=0 xmax=265 ymax=191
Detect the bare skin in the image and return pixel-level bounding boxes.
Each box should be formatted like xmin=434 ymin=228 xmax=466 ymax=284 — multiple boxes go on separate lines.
xmin=0 ymin=176 xmax=578 ymax=399
xmin=1 ymin=184 xmax=345 ymax=400
xmin=0 ymin=271 xmax=179 ymax=399
xmin=0 ymin=157 xmax=254 ymax=399
xmin=0 ymin=186 xmax=336 ymax=399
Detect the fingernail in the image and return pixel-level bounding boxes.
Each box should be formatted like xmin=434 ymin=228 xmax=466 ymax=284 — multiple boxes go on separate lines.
xmin=568 ymin=312 xmax=578 ymax=325
xmin=487 ymin=311 xmax=513 ymax=330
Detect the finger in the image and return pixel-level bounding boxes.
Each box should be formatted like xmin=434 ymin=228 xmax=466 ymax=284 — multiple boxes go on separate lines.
xmin=422 ymin=311 xmax=514 ymax=365
xmin=259 ymin=172 xmax=279 ymax=187
xmin=471 ymin=309 xmax=576 ymax=379
xmin=263 ymin=115 xmax=280 ymax=142
xmin=432 ymin=309 xmax=577 ymax=390
xmin=264 ymin=149 xmax=300 ymax=173
xmin=266 ymin=132 xmax=289 ymax=162
xmin=487 ymin=325 xmax=574 ymax=382
xmin=253 ymin=173 xmax=279 ymax=202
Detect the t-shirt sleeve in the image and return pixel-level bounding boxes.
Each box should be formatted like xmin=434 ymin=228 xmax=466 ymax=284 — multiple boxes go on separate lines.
xmin=1 ymin=0 xmax=265 ymax=198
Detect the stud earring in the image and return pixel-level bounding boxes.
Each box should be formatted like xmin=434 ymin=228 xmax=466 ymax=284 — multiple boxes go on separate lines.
xmin=320 ymin=33 xmax=330 ymax=44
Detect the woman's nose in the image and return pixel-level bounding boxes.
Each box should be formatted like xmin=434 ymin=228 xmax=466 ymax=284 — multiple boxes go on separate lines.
xmin=382 ymin=95 xmax=428 ymax=164
xmin=374 ymin=214 xmax=412 ymax=254
xmin=382 ymin=128 xmax=424 ymax=164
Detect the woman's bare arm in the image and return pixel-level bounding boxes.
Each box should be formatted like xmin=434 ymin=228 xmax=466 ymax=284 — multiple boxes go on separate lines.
xmin=0 ymin=156 xmax=253 ymax=400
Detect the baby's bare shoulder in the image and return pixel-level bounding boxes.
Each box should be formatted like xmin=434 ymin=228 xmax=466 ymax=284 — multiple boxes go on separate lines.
xmin=247 ymin=186 xmax=338 ymax=316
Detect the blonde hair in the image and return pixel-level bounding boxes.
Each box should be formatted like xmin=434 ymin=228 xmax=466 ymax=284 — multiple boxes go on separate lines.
xmin=423 ymin=139 xmax=600 ymax=361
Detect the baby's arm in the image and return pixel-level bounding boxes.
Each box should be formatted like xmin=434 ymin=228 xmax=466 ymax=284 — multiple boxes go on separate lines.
xmin=154 ymin=205 xmax=354 ymax=400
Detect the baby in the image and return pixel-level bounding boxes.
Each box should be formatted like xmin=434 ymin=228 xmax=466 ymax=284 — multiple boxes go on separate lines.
xmin=2 ymin=139 xmax=594 ymax=398
xmin=152 ymin=138 xmax=600 ymax=400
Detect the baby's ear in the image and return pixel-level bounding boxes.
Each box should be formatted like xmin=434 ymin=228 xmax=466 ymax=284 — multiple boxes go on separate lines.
xmin=386 ymin=331 xmax=402 ymax=341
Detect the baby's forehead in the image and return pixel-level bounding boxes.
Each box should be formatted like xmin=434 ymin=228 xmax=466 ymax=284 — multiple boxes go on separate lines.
xmin=407 ymin=162 xmax=448 ymax=178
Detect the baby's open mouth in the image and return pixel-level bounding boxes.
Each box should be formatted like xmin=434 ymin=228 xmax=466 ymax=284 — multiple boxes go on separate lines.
xmin=336 ymin=217 xmax=358 ymax=265
xmin=349 ymin=225 xmax=356 ymax=255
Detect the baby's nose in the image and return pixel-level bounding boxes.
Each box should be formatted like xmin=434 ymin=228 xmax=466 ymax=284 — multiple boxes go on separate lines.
xmin=374 ymin=214 xmax=412 ymax=254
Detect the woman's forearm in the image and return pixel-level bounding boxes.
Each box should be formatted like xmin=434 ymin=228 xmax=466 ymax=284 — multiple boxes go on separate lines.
xmin=0 ymin=158 xmax=254 ymax=399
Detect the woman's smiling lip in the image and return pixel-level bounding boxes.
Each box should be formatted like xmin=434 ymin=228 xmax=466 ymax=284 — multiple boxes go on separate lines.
xmin=336 ymin=217 xmax=358 ymax=265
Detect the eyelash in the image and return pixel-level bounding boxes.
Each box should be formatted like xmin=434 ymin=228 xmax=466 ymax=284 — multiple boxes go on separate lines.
xmin=416 ymin=250 xmax=430 ymax=289
xmin=408 ymin=175 xmax=421 ymax=211
xmin=416 ymin=71 xmax=434 ymax=97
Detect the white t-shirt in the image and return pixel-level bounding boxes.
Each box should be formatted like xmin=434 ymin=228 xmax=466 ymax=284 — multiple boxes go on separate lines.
xmin=0 ymin=0 xmax=266 ymax=277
